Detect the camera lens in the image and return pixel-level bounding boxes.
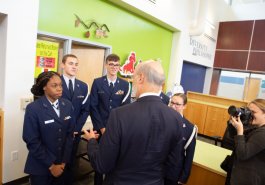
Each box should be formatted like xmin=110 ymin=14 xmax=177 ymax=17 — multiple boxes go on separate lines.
xmin=228 ymin=105 xmax=238 ymax=117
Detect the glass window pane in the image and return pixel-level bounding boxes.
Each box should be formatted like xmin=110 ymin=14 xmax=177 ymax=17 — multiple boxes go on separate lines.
xmin=217 ymin=70 xmax=250 ymax=100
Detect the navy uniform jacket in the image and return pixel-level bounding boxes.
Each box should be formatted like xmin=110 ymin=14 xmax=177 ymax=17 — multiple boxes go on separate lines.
xmin=160 ymin=92 xmax=170 ymax=105
xmin=90 ymin=76 xmax=130 ymax=131
xmin=23 ymin=96 xmax=74 ymax=175
xmin=61 ymin=76 xmax=90 ymax=132
xmin=87 ymin=96 xmax=184 ymax=185
xmin=165 ymin=116 xmax=196 ymax=183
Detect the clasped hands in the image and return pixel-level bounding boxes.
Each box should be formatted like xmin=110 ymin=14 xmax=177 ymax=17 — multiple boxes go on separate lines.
xmin=49 ymin=163 xmax=65 ymax=177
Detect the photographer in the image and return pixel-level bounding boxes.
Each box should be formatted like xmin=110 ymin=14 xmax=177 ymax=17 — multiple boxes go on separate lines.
xmin=229 ymin=99 xmax=265 ymax=185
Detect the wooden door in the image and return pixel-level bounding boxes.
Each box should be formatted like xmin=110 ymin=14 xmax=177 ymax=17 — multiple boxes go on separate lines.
xmin=243 ymin=77 xmax=261 ymax=102
xmin=184 ymin=102 xmax=208 ymax=134
xmin=71 ymin=44 xmax=105 ymax=90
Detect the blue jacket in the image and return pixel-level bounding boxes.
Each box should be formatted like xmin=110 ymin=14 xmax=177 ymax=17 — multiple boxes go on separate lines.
xmin=90 ymin=76 xmax=130 ymax=131
xmin=61 ymin=76 xmax=90 ymax=132
xmin=165 ymin=116 xmax=196 ymax=183
xmin=23 ymin=96 xmax=74 ymax=175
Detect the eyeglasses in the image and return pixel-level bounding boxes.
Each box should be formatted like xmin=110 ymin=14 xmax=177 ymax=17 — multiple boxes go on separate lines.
xmin=170 ymin=101 xmax=183 ymax=106
xmin=108 ymin=63 xmax=120 ymax=67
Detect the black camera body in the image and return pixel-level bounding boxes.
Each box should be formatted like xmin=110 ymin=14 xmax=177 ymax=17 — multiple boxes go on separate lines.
xmin=228 ymin=105 xmax=253 ymax=125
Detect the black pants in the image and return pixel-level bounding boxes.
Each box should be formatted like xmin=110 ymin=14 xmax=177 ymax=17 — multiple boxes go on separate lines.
xmin=93 ymin=130 xmax=103 ymax=185
xmin=64 ymin=137 xmax=81 ymax=185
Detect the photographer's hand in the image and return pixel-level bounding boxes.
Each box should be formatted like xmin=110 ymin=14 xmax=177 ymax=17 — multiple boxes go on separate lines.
xmin=231 ymin=116 xmax=244 ymax=135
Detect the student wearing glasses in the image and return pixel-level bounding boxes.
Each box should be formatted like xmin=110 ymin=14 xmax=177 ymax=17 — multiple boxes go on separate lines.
xmin=165 ymin=93 xmax=197 ymax=185
xmin=90 ymin=53 xmax=131 ymax=185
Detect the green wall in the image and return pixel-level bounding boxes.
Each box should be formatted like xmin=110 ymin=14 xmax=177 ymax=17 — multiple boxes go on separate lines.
xmin=38 ymin=0 xmax=173 ymax=78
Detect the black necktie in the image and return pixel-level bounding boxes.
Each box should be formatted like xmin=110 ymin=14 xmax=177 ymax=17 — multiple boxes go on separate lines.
xmin=52 ymin=102 xmax=59 ymax=110
xmin=69 ymin=79 xmax=74 ymax=99
xmin=109 ymin=82 xmax=114 ymax=91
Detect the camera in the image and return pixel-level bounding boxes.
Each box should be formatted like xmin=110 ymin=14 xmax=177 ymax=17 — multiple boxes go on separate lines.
xmin=228 ymin=105 xmax=253 ymax=125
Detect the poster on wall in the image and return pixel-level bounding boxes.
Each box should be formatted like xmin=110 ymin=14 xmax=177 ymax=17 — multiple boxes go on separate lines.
xmin=34 ymin=40 xmax=59 ymax=78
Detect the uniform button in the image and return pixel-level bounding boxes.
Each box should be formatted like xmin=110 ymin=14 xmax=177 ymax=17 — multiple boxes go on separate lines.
xmin=58 ymin=138 xmax=62 ymax=141
xmin=58 ymin=129 xmax=62 ymax=132
xmin=110 ymin=106 xmax=112 ymax=109
xmin=110 ymin=99 xmax=112 ymax=102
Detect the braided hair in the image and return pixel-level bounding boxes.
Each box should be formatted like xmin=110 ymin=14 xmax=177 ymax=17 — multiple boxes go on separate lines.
xmin=31 ymin=71 xmax=60 ymax=97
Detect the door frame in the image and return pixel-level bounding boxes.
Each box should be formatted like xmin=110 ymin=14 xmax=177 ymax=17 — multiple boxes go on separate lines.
xmin=37 ymin=30 xmax=112 ymax=76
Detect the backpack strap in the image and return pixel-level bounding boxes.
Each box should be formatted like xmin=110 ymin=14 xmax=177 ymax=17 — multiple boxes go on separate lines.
xmin=184 ymin=125 xmax=198 ymax=156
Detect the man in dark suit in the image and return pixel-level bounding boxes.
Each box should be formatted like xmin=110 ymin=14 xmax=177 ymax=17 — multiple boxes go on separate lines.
xmin=84 ymin=60 xmax=184 ymax=185
xmin=90 ymin=53 xmax=131 ymax=185
xmin=60 ymin=54 xmax=90 ymax=185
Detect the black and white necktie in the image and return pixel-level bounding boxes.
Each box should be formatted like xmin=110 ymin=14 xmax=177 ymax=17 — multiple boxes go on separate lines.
xmin=52 ymin=102 xmax=60 ymax=117
xmin=69 ymin=79 xmax=74 ymax=99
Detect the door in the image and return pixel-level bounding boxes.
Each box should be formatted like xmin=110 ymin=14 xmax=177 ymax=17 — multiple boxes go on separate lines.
xmin=243 ymin=77 xmax=261 ymax=102
xmin=71 ymin=44 xmax=105 ymax=90
xmin=181 ymin=61 xmax=206 ymax=93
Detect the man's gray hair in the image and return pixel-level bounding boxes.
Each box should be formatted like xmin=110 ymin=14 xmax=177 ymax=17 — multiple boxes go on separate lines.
xmin=136 ymin=61 xmax=165 ymax=86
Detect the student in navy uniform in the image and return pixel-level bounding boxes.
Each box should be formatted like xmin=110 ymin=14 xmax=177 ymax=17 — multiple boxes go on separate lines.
xmin=90 ymin=53 xmax=131 ymax=185
xmin=23 ymin=71 xmax=74 ymax=185
xmin=160 ymin=91 xmax=170 ymax=105
xmin=60 ymin=54 xmax=90 ymax=185
xmin=165 ymin=93 xmax=197 ymax=185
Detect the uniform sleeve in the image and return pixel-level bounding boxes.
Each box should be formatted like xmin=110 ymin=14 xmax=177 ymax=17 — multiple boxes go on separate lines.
xmin=234 ymin=128 xmax=265 ymax=160
xmin=22 ymin=104 xmax=56 ymax=168
xmin=75 ymin=84 xmax=90 ymax=132
xmin=87 ymin=109 xmax=121 ymax=173
xmin=122 ymin=82 xmax=131 ymax=105
xmin=179 ymin=134 xmax=196 ymax=183
xmin=62 ymin=106 xmax=75 ymax=163
xmin=165 ymin=118 xmax=184 ymax=181
xmin=90 ymin=80 xmax=104 ymax=130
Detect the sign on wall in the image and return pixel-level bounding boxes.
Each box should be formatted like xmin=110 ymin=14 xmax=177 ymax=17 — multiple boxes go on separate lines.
xmin=34 ymin=40 xmax=59 ymax=78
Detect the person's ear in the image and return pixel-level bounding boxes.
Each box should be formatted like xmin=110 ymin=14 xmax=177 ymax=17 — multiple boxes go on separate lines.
xmin=138 ymin=73 xmax=144 ymax=84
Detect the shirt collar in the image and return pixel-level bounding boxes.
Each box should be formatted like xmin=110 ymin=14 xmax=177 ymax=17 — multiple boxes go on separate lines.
xmin=47 ymin=98 xmax=59 ymax=106
xmin=139 ymin=92 xmax=160 ymax=98
xmin=107 ymin=78 xmax=117 ymax=86
xmin=63 ymin=74 xmax=75 ymax=83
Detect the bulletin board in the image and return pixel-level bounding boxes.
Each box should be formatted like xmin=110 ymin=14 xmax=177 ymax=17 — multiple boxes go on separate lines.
xmin=34 ymin=40 xmax=59 ymax=78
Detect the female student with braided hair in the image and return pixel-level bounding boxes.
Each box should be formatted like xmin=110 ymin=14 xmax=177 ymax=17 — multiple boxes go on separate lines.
xmin=23 ymin=71 xmax=74 ymax=185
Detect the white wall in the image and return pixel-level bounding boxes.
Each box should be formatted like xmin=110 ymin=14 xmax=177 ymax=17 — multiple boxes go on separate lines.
xmin=231 ymin=3 xmax=265 ymax=20
xmin=0 ymin=14 xmax=7 ymax=108
xmin=0 ymin=0 xmax=39 ymax=183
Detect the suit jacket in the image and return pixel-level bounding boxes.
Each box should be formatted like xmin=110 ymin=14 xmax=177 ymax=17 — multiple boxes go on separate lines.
xmin=23 ymin=96 xmax=74 ymax=175
xmin=87 ymin=96 xmax=183 ymax=185
xmin=90 ymin=76 xmax=130 ymax=131
xmin=61 ymin=76 xmax=90 ymax=132
xmin=165 ymin=117 xmax=196 ymax=183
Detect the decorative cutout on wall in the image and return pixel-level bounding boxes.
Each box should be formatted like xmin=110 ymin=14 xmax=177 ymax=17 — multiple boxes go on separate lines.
xmin=74 ymin=14 xmax=110 ymax=38
xmin=120 ymin=51 xmax=142 ymax=77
